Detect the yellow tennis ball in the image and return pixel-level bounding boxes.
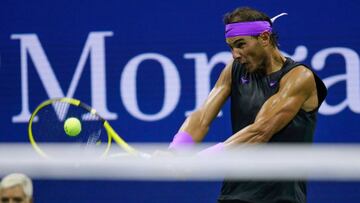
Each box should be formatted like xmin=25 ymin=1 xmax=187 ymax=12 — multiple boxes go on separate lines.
xmin=64 ymin=117 xmax=82 ymax=137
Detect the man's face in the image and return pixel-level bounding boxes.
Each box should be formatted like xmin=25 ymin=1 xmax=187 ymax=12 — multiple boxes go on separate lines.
xmin=0 ymin=185 xmax=30 ymax=203
xmin=226 ymin=35 xmax=265 ymax=72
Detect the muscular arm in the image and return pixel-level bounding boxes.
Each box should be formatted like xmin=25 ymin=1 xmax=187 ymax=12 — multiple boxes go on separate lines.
xmin=224 ymin=66 xmax=318 ymax=147
xmin=178 ymin=61 xmax=233 ymax=142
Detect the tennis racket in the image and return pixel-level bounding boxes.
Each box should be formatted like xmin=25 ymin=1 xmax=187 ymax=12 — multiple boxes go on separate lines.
xmin=28 ymin=98 xmax=145 ymax=158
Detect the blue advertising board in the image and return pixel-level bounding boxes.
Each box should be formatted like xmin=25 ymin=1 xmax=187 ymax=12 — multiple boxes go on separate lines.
xmin=1 ymin=0 xmax=360 ymax=202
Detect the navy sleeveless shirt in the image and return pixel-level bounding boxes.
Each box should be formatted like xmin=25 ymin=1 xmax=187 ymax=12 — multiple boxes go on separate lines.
xmin=218 ymin=57 xmax=327 ymax=203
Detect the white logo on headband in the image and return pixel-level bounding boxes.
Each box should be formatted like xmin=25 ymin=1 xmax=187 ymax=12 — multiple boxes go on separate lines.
xmin=271 ymin=13 xmax=288 ymax=23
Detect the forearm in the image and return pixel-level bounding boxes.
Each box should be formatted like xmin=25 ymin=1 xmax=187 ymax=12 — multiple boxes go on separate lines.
xmin=224 ymin=105 xmax=299 ymax=147
xmin=224 ymin=124 xmax=265 ymax=147
xmin=170 ymin=63 xmax=232 ymax=148
xmin=179 ymin=110 xmax=210 ymax=142
xmin=169 ymin=110 xmax=210 ymax=151
xmin=224 ymin=113 xmax=284 ymax=147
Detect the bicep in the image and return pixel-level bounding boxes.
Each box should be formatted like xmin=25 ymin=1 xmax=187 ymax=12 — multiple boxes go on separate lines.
xmin=254 ymin=67 xmax=316 ymax=136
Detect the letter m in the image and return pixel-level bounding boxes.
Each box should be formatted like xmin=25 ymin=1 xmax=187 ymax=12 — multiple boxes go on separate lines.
xmin=11 ymin=32 xmax=117 ymax=122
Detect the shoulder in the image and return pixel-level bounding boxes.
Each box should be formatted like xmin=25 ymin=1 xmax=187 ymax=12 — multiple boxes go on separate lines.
xmin=222 ymin=59 xmax=235 ymax=79
xmin=285 ymin=65 xmax=314 ymax=80
xmin=280 ymin=65 xmax=316 ymax=95
xmin=213 ymin=59 xmax=234 ymax=88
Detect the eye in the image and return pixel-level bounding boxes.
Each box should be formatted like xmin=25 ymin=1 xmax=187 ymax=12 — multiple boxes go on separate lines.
xmin=1 ymin=197 xmax=10 ymax=203
xmin=13 ymin=197 xmax=24 ymax=203
xmin=234 ymin=42 xmax=245 ymax=48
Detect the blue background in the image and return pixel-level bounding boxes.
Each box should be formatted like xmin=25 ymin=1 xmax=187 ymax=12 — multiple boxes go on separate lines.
xmin=1 ymin=0 xmax=360 ymax=202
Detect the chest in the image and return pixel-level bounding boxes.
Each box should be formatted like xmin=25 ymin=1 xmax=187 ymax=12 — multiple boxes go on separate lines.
xmin=233 ymin=71 xmax=282 ymax=109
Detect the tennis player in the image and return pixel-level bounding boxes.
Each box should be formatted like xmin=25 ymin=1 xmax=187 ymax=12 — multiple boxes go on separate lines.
xmin=169 ymin=7 xmax=327 ymax=203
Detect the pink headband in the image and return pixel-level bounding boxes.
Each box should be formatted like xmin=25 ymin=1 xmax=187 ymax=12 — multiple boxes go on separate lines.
xmin=224 ymin=13 xmax=288 ymax=38
xmin=225 ymin=21 xmax=272 ymax=38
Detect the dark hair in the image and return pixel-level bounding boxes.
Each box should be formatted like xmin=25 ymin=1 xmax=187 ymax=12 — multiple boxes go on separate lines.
xmin=223 ymin=7 xmax=279 ymax=47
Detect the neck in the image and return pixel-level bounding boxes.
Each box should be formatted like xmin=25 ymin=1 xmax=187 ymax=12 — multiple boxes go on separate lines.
xmin=264 ymin=47 xmax=286 ymax=75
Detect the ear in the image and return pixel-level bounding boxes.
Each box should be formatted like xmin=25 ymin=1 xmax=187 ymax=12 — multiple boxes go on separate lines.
xmin=259 ymin=31 xmax=271 ymax=47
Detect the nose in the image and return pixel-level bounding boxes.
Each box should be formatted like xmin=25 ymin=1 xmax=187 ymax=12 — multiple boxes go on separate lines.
xmin=231 ymin=49 xmax=241 ymax=60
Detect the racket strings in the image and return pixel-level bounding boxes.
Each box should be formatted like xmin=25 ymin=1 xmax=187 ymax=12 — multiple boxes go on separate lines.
xmin=53 ymin=101 xmax=71 ymax=122
xmin=82 ymin=111 xmax=102 ymax=121
xmin=30 ymin=100 xmax=110 ymax=158
xmin=86 ymin=129 xmax=102 ymax=145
